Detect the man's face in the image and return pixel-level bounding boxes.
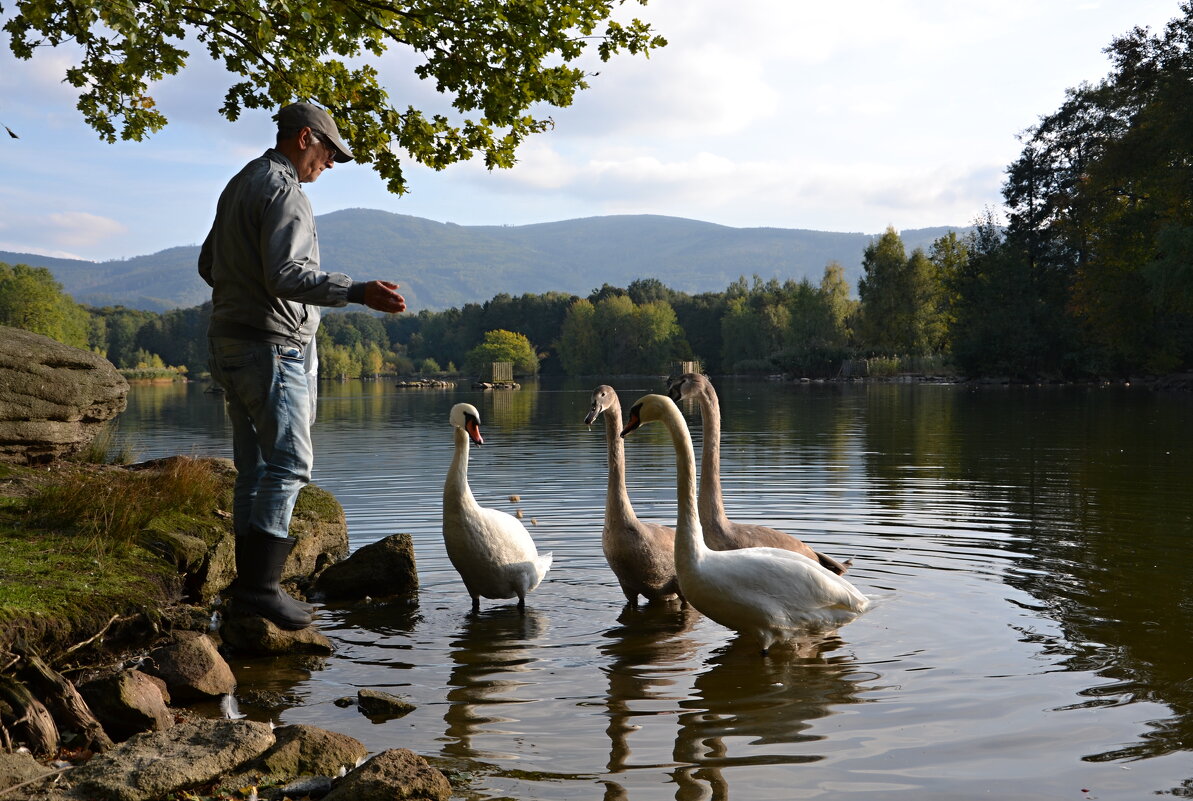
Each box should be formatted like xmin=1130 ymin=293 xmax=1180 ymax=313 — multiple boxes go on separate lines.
xmin=296 ymin=129 xmax=336 ymax=183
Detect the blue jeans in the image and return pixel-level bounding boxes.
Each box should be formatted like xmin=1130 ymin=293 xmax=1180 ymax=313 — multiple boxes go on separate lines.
xmin=208 ymin=337 xmax=316 ymax=541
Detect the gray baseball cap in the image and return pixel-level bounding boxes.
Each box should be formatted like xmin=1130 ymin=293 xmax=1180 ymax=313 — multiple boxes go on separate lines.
xmin=277 ymin=102 xmax=354 ymax=163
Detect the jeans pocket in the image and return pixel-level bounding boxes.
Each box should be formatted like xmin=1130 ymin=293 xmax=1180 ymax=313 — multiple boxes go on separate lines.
xmin=276 ymin=345 xmax=305 ymax=363
xmin=212 ymin=339 xmax=261 ymax=371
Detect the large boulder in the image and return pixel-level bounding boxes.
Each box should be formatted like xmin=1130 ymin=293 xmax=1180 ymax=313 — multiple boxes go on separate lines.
xmin=323 ymin=749 xmax=452 ymax=801
xmin=78 ymin=669 xmax=173 ymax=742
xmin=0 ymin=325 xmax=128 ymax=464
xmin=314 ymin=533 xmax=419 ymax=601
xmin=68 ymin=718 xmax=275 ymax=801
xmin=231 ymin=723 xmax=367 ymax=783
xmin=219 ymin=611 xmax=334 ymax=656
xmin=144 ymin=632 xmax=236 ymax=702
xmin=129 ymin=457 xmax=349 ymax=603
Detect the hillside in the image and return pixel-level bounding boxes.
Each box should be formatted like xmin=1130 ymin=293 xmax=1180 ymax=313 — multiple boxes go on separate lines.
xmin=1 ymin=211 xmax=968 ymax=311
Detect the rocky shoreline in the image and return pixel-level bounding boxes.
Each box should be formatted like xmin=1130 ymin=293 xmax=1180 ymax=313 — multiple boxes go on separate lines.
xmin=0 ymin=452 xmax=436 ymax=801
xmin=2 ymin=717 xmax=451 ymax=801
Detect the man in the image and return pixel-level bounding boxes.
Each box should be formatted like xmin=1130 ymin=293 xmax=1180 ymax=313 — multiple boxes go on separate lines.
xmin=199 ymin=102 xmax=406 ymax=630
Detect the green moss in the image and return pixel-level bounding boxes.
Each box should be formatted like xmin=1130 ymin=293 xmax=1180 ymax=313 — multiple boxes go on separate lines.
xmin=0 ymin=458 xmax=227 ymax=657
xmin=294 ymin=483 xmax=343 ymax=521
xmin=0 ymin=526 xmax=179 ymax=655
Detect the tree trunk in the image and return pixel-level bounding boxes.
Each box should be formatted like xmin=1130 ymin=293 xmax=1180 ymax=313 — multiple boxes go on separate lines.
xmin=18 ymin=650 xmax=113 ymax=752
xmin=0 ymin=674 xmax=58 ymax=756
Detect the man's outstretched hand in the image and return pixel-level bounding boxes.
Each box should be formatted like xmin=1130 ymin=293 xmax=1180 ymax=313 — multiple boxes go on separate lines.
xmin=363 ymin=280 xmax=407 ymax=314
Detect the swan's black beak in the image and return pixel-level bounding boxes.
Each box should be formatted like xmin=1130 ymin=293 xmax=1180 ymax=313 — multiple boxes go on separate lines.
xmin=465 ymin=416 xmax=483 ymax=446
xmin=583 ymin=405 xmax=601 ymax=426
xmin=620 ymin=405 xmax=643 ymax=438
xmin=666 ymin=379 xmax=684 ymax=403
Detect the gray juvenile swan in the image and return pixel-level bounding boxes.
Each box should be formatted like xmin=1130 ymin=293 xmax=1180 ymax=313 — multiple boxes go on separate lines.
xmin=667 ymin=373 xmax=849 ymax=575
xmin=442 ymin=402 xmax=553 ymax=612
xmin=585 ymin=385 xmax=683 ymax=606
xmin=621 ymin=394 xmax=868 ymax=653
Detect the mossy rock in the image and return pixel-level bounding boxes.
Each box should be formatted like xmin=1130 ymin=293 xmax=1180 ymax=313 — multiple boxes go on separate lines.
xmin=0 ymin=457 xmax=347 ymax=661
xmin=0 ymin=530 xmax=180 ymax=658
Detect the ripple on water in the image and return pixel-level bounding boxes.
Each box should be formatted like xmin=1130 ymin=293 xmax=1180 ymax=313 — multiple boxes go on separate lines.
xmin=112 ymin=379 xmax=1193 ymax=800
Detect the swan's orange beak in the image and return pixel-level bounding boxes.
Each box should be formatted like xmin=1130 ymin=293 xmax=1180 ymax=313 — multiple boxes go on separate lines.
xmin=620 ymin=406 xmax=642 ymax=438
xmin=465 ymin=418 xmax=484 ymax=446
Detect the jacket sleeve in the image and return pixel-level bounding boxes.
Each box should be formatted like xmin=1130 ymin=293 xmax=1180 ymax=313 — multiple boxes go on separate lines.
xmin=258 ymin=183 xmax=353 ymax=307
xmin=198 ymin=228 xmax=215 ymax=288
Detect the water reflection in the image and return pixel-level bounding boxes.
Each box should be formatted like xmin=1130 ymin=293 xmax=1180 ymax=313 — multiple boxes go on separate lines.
xmin=442 ymin=607 xmax=549 ymax=760
xmin=600 ymin=602 xmax=701 ymax=779
xmin=857 ymin=383 xmax=1193 ymax=766
xmin=670 ymin=636 xmax=868 ymax=801
xmin=479 ymin=382 xmax=539 ymax=430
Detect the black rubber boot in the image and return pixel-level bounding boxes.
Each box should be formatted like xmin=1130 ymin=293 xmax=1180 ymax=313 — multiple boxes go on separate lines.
xmin=233 ymin=536 xmax=316 ymax=614
xmin=231 ymin=535 xmax=314 ymax=630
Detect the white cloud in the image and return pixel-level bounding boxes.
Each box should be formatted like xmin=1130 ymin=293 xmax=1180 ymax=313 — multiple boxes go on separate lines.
xmin=0 ymin=211 xmax=128 ymax=253
xmin=564 ymin=42 xmax=781 ymax=139
xmin=47 ymin=212 xmax=127 ymax=246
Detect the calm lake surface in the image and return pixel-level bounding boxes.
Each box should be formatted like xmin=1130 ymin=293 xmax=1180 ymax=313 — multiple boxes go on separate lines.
xmin=111 ymin=377 xmax=1193 ymax=800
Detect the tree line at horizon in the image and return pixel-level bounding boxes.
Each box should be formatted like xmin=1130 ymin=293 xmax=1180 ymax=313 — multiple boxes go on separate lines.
xmin=2 ymin=3 xmax=1191 ymax=380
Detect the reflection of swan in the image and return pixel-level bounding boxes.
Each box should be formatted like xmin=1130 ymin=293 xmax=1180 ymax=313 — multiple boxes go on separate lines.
xmin=672 ymin=635 xmax=865 ymax=799
xmin=622 ymin=394 xmax=869 ymax=654
xmin=667 ymin=372 xmax=848 ymax=575
xmin=442 ymin=403 xmax=553 ymax=612
xmin=443 ymin=607 xmax=548 ymax=760
xmin=599 ymin=602 xmax=701 ymax=778
xmin=585 ymin=385 xmax=683 ymax=606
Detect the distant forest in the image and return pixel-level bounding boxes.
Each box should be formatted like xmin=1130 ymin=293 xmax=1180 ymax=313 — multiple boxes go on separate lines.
xmin=3 ymin=6 xmax=1191 ymax=380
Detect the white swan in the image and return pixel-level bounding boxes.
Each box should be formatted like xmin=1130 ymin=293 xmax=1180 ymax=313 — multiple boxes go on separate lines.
xmin=621 ymin=394 xmax=868 ymax=653
xmin=443 ymin=402 xmax=553 ymax=612
xmin=667 ymin=372 xmax=849 ymax=575
xmin=585 ymin=385 xmax=683 ymax=606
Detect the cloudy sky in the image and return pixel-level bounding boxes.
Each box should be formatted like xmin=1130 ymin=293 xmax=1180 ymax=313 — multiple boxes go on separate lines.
xmin=0 ymin=0 xmax=1182 ymax=262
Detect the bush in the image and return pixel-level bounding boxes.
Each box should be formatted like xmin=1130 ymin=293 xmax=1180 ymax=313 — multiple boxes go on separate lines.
xmin=772 ymin=344 xmax=853 ymax=379
xmin=730 ymin=358 xmax=774 ymax=374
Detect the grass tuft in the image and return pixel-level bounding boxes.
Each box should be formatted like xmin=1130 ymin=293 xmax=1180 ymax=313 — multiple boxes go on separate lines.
xmin=25 ymin=457 xmax=223 ymax=557
xmin=72 ymin=423 xmax=139 ymax=465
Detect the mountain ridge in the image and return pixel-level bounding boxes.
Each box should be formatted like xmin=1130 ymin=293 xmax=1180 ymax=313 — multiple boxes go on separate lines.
xmin=1 ymin=211 xmax=968 ymax=312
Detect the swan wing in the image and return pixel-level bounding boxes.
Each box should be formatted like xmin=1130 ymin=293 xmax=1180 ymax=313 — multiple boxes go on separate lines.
xmin=705 ymin=546 xmax=868 ymax=612
xmin=471 ymin=506 xmax=541 ymax=562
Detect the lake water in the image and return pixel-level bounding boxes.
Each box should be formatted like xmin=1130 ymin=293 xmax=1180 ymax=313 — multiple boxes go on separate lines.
xmin=111 ymin=377 xmax=1193 ymax=800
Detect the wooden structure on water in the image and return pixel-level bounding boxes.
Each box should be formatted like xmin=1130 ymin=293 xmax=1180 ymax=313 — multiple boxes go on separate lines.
xmin=483 ymin=362 xmax=514 ymax=382
xmin=474 ymin=361 xmax=519 ymax=390
xmin=669 ymin=361 xmax=702 ymax=377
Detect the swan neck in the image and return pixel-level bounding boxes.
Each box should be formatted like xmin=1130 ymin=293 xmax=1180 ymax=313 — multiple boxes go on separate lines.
xmin=445 ymin=426 xmax=475 ymax=505
xmin=603 ymin=404 xmax=635 ymax=520
xmin=697 ymin=387 xmax=728 ymax=525
xmin=661 ymin=402 xmax=705 ymax=558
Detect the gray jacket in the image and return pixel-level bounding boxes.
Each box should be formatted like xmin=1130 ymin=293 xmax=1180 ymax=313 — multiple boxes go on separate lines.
xmin=199 ymin=149 xmax=359 ymax=347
